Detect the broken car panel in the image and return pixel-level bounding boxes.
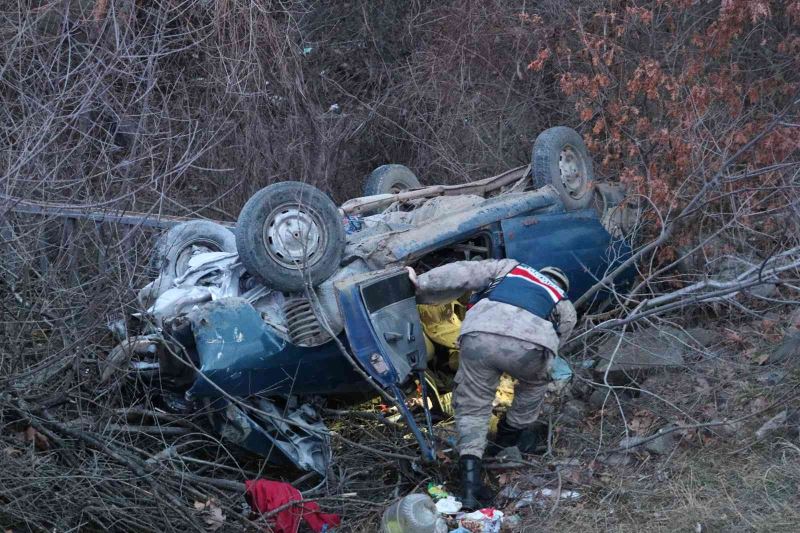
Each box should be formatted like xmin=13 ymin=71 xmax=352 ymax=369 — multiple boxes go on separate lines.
xmin=107 ymin=126 xmax=637 ymax=473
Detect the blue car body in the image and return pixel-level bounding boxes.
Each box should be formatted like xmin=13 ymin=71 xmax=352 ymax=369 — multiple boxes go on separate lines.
xmin=175 ymin=184 xmax=634 ymax=472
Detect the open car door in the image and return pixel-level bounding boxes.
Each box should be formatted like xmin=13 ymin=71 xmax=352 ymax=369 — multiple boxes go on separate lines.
xmin=335 ymin=268 xmax=436 ymax=461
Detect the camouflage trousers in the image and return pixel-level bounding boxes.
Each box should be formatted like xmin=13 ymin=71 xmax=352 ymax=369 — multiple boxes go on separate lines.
xmin=454 ymin=332 xmax=552 ymax=458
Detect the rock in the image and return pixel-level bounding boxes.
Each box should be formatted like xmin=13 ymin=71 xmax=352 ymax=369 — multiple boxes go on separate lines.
xmin=703 ymin=419 xmax=741 ymax=438
xmin=755 ymin=411 xmax=788 ymax=441
xmin=589 ymin=388 xmax=610 ymax=410
xmin=618 ymin=436 xmax=645 ymax=451
xmin=682 ymin=327 xmax=724 ymax=350
xmin=594 ymin=326 xmax=709 ymax=383
xmin=646 ymin=425 xmax=680 ymax=454
xmin=570 ymin=367 xmax=595 ymax=400
xmin=588 ymin=388 xmax=637 ymax=414
xmin=560 ymin=399 xmax=588 ymax=425
xmin=747 ymin=283 xmax=778 ymax=300
xmin=619 ymin=425 xmax=678 ymax=455
xmin=495 ymin=445 xmax=524 ymax=465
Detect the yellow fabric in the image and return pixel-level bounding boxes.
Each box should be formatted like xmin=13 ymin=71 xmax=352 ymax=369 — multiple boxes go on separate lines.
xmin=418 ymin=302 xmax=520 ymax=409
xmin=423 ymin=333 xmax=436 ymax=361
xmin=418 ymin=302 xmax=463 ymax=371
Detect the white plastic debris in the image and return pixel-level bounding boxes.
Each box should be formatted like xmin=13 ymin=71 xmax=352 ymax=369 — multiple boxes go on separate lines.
xmin=510 ymin=488 xmax=581 ymax=509
xmin=434 ymin=495 xmax=462 ymax=514
xmin=500 ymin=484 xmax=582 ymax=509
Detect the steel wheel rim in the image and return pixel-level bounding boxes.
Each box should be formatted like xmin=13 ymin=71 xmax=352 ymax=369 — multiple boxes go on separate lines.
xmin=559 ymin=145 xmax=588 ymax=198
xmin=389 ymin=182 xmax=410 ymax=194
xmin=263 ymin=203 xmax=325 ymax=270
xmin=174 ymin=240 xmax=217 ymax=276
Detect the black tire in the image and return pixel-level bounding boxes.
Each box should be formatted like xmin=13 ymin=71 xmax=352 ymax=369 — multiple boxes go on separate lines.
xmin=363 ymin=164 xmax=421 ymax=196
xmin=532 ymin=126 xmax=595 ymax=210
xmin=235 ymin=181 xmax=345 ymax=292
xmin=152 ymin=221 xmax=236 ymax=279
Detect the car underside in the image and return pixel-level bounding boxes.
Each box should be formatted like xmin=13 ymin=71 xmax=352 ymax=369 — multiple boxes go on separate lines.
xmin=101 ymin=126 xmax=638 ymax=474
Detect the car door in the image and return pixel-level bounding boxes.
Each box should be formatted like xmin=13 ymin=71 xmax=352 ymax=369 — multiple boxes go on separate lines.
xmin=501 ymin=209 xmax=634 ymax=305
xmin=335 ymin=268 xmax=435 ymax=460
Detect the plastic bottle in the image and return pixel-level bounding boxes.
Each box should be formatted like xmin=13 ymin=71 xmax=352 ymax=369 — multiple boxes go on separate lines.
xmin=380 ymin=493 xmax=446 ymax=533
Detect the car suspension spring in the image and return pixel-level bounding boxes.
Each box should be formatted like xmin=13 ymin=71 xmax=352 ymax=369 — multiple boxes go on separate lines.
xmin=284 ymin=297 xmax=330 ymax=347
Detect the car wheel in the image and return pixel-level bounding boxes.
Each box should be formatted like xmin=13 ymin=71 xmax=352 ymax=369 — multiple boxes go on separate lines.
xmin=235 ymin=181 xmax=345 ymax=292
xmin=532 ymin=126 xmax=595 ymax=210
xmin=152 ymin=220 xmax=237 ymax=279
xmin=363 ymin=164 xmax=421 ymax=196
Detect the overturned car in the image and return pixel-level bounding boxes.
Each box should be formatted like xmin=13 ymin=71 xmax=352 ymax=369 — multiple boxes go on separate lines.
xmin=105 ymin=126 xmax=636 ymax=474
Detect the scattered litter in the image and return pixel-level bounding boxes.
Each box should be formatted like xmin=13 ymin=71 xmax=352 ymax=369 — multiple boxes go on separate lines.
xmin=435 ymin=495 xmax=462 ymax=514
xmin=551 ymin=355 xmax=573 ymax=381
xmin=498 ymin=485 xmax=581 ymax=509
xmin=455 ymin=508 xmax=503 ymax=533
xmin=427 ymin=483 xmax=450 ymax=500
xmin=245 ymin=479 xmax=340 ymax=533
xmin=381 ymin=493 xmax=447 ymax=533
xmin=539 ymin=488 xmax=580 ymax=500
xmin=502 ymin=514 xmax=522 ymax=529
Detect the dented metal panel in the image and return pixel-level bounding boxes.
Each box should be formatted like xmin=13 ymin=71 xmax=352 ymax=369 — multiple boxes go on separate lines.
xmin=346 ymin=187 xmax=561 ymax=268
xmin=186 ymin=298 xmax=364 ymax=398
xmin=501 ymin=209 xmax=634 ymax=301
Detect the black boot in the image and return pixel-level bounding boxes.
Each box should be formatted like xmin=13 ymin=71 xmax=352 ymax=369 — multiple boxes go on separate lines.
xmin=459 ymin=455 xmax=493 ymax=510
xmin=486 ymin=415 xmax=523 ymax=456
xmin=495 ymin=415 xmax=524 ymax=449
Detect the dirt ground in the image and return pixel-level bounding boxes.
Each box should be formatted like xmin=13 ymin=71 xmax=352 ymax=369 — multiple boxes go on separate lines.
xmin=307 ymin=314 xmax=800 ymax=533
xmin=3 ymin=310 xmax=799 ymax=532
xmin=492 ymin=318 xmax=800 ymax=533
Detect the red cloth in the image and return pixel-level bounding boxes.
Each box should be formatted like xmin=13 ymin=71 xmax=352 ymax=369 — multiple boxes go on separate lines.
xmin=245 ymin=479 xmax=341 ymax=533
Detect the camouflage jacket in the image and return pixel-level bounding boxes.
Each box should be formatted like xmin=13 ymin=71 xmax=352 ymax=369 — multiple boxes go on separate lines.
xmin=416 ymin=259 xmax=577 ymax=355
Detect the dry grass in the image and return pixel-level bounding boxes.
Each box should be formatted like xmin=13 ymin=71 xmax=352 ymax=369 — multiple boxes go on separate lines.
xmin=514 ymin=319 xmax=800 ymax=533
xmin=533 ymin=440 xmax=800 ymax=532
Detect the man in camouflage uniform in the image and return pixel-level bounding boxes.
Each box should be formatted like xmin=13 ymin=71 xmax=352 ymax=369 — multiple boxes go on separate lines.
xmin=408 ymin=259 xmax=576 ymax=509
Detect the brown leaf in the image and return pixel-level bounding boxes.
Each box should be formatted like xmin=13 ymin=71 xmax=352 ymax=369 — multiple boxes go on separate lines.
xmin=750 ymin=396 xmax=770 ymax=413
xmin=694 ymin=377 xmax=712 ymax=394
xmin=3 ymin=446 xmax=22 ymax=457
xmin=752 ymin=352 xmax=770 ymax=365
xmin=19 ymin=426 xmax=50 ymax=451
xmin=204 ymin=505 xmax=225 ymax=531
xmin=194 ymin=499 xmax=225 ymax=531
xmin=627 ymin=410 xmax=656 ymax=436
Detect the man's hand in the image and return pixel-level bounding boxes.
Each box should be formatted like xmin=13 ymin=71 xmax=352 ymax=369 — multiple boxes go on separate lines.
xmin=406 ymin=266 xmax=419 ymax=288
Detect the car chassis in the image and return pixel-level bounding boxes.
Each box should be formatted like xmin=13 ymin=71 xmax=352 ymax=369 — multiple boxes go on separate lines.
xmin=96 ymin=127 xmax=636 ymax=474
